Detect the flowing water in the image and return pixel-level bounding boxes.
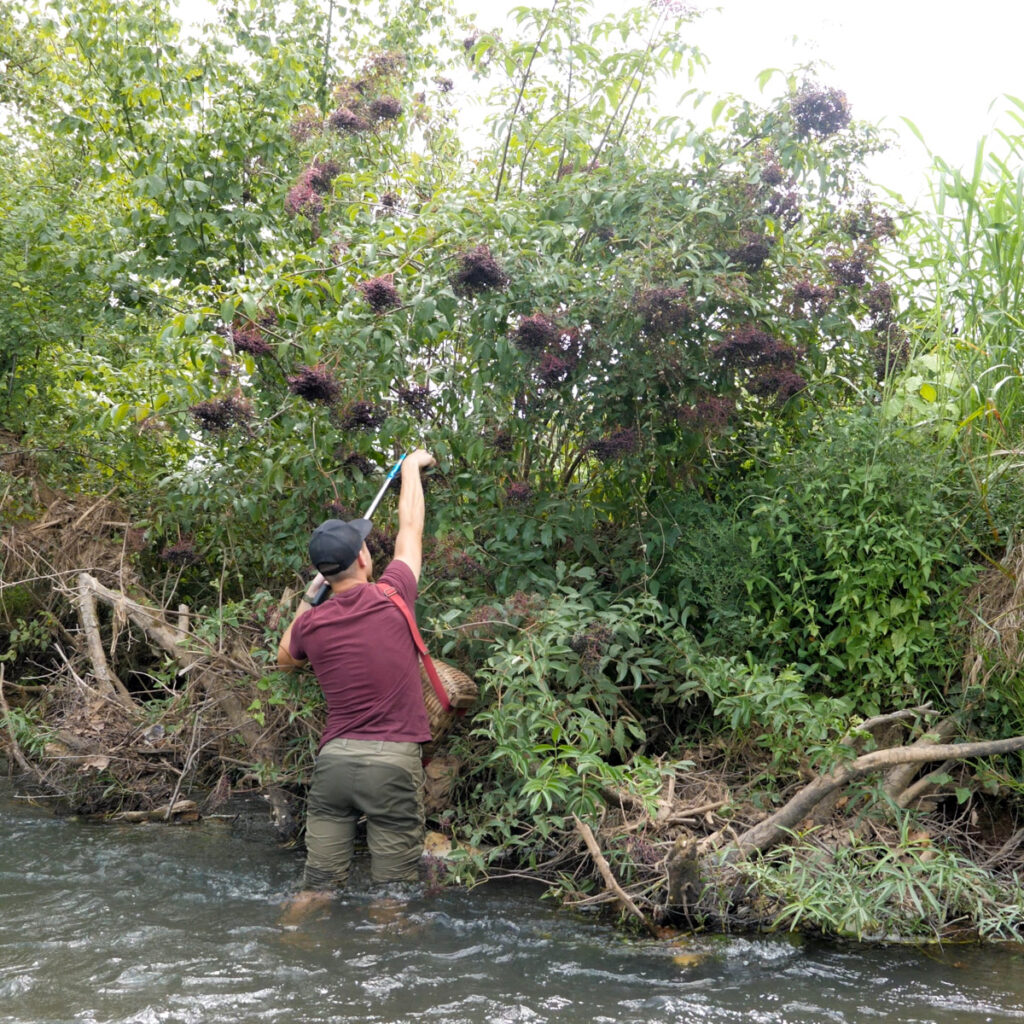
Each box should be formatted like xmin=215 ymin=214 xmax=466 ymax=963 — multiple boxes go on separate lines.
xmin=3 ymin=782 xmax=1024 ymax=1024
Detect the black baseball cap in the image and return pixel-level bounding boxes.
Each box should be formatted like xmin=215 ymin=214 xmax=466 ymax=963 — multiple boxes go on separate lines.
xmin=308 ymin=518 xmax=372 ymax=574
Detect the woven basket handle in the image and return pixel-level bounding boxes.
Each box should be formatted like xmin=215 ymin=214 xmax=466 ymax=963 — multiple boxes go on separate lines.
xmin=378 ymin=584 xmax=451 ymax=712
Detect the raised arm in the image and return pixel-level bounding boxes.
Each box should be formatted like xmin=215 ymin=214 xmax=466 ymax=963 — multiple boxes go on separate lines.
xmin=392 ymin=448 xmax=435 ymax=581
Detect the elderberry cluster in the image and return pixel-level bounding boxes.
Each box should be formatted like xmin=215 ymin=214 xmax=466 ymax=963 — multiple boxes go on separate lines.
xmin=188 ymin=396 xmax=251 ymax=432
xmin=586 ymin=427 xmax=640 ymax=461
xmin=396 ymin=385 xmax=431 ymax=417
xmin=451 ymin=244 xmax=509 ymax=295
xmin=635 ymin=287 xmax=693 ymax=339
xmin=505 ymin=481 xmax=534 ymax=507
xmin=287 ymin=364 xmax=341 ymax=404
xmin=792 ymin=85 xmax=851 ymax=138
xmin=336 ymin=400 xmax=386 ymax=430
xmin=160 ymin=538 xmax=200 ymax=566
xmin=676 ymin=395 xmax=734 ymax=432
xmin=358 ymin=275 xmax=401 ymax=312
xmin=569 ymin=623 xmax=613 ymax=668
xmin=711 ymin=325 xmax=798 ymax=370
xmin=230 ymin=320 xmax=273 ymax=357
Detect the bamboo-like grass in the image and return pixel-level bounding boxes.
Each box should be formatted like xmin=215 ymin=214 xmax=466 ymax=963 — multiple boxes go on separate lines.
xmin=905 ymin=98 xmax=1024 ymax=460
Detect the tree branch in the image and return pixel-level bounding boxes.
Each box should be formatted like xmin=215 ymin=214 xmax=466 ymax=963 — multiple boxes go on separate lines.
xmin=574 ymin=814 xmax=659 ymax=935
xmin=709 ymin=730 xmax=1024 ymax=862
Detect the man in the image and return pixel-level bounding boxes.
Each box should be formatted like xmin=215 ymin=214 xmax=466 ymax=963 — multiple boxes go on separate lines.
xmin=278 ymin=448 xmax=436 ymax=892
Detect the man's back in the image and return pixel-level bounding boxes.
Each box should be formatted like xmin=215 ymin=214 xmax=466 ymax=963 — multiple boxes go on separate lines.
xmin=287 ymin=560 xmax=430 ymax=747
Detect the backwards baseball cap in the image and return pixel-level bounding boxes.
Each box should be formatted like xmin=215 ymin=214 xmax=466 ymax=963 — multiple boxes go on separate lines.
xmin=308 ymin=518 xmax=372 ymax=574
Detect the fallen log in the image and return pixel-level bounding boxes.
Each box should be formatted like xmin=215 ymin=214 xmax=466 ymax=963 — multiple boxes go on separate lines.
xmin=706 ymin=731 xmax=1024 ymax=862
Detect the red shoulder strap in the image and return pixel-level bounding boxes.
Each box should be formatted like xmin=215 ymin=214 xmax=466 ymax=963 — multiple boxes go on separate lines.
xmin=379 ymin=584 xmax=450 ymax=712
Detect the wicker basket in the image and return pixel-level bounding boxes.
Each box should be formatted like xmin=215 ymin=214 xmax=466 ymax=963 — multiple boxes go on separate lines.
xmin=421 ymin=659 xmax=477 ymax=741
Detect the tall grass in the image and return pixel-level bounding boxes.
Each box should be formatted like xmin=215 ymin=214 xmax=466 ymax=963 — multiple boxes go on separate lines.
xmin=898 ymin=98 xmax=1024 ymax=542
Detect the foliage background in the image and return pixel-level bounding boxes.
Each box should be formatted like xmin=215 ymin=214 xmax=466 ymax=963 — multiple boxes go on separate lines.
xmin=3 ymin=0 xmax=1024 ymax=939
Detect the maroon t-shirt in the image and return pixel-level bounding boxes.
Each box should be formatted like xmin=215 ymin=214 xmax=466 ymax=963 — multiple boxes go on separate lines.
xmin=288 ymin=560 xmax=431 ymax=748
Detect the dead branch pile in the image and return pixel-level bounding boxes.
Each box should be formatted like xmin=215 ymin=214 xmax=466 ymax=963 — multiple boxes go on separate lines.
xmin=556 ymin=708 xmax=1024 ymax=935
xmin=1 ymin=474 xmax=307 ymax=831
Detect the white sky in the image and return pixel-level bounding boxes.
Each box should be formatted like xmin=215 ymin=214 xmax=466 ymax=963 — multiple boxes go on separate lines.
xmin=675 ymin=0 xmax=1023 ymax=203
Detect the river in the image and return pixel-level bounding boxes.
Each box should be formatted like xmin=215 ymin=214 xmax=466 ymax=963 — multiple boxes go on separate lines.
xmin=2 ymin=782 xmax=1024 ymax=1024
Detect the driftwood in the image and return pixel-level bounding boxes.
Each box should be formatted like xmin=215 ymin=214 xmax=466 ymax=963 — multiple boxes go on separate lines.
xmin=73 ymin=576 xmax=135 ymax=710
xmin=567 ymin=706 xmax=1024 ymax=935
xmin=75 ymin=573 xmax=271 ymax=758
xmin=114 ymin=799 xmax=199 ymax=823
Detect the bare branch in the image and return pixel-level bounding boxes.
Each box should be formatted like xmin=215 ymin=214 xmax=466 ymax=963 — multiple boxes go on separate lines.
xmin=574 ymin=815 xmax=659 ymax=936
xmin=711 ymin=729 xmax=1024 ymax=861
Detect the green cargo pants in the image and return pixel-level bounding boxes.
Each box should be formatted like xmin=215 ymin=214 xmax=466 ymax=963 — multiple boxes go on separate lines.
xmin=302 ymin=738 xmax=425 ymax=889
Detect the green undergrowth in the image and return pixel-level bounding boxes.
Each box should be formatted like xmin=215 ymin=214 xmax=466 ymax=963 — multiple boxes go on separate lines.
xmin=739 ymin=820 xmax=1024 ymax=942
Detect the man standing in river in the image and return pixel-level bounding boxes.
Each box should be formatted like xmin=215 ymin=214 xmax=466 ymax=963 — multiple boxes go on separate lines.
xmin=277 ymin=448 xmax=436 ymax=895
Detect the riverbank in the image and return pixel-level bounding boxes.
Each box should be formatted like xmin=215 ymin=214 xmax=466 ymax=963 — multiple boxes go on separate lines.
xmin=3 ymin=483 xmax=1024 ymax=943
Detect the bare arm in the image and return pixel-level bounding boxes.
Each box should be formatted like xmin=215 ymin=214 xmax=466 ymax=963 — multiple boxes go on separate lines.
xmin=276 ymin=573 xmax=326 ymax=669
xmin=392 ymin=449 xmax=435 ymax=581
